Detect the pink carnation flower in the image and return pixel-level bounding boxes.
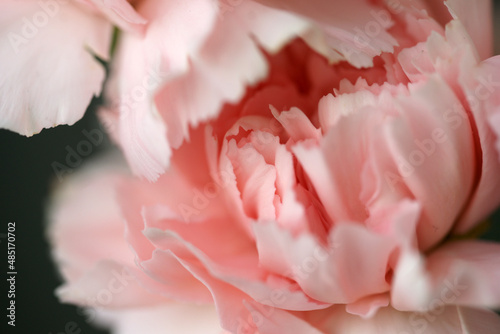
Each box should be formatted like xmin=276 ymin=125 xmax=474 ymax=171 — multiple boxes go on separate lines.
xmin=48 ymin=0 xmax=500 ymax=333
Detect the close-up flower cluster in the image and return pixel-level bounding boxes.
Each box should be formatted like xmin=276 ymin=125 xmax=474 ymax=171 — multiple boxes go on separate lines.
xmin=2 ymin=0 xmax=500 ymax=333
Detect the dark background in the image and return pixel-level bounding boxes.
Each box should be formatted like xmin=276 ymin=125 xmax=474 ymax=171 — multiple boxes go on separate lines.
xmin=2 ymin=3 xmax=500 ymax=334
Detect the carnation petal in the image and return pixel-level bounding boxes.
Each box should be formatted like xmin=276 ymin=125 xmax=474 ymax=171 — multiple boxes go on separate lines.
xmin=345 ymin=293 xmax=390 ymax=319
xmin=95 ymin=303 xmax=224 ymax=334
xmin=83 ymin=0 xmax=147 ymax=31
xmin=49 ymin=155 xmax=133 ymax=281
xmin=445 ymin=0 xmax=492 ymax=60
xmin=314 ymin=305 xmax=500 ymax=334
xmin=258 ymin=0 xmax=398 ymax=68
xmin=0 ymin=1 xmax=111 ymax=136
xmin=455 ymin=56 xmax=500 ymax=233
xmin=253 ymin=221 xmax=393 ymax=304
xmin=245 ymin=300 xmax=324 ymax=334
xmin=103 ymin=31 xmax=170 ymax=181
xmin=139 ymin=0 xmax=219 ymax=76
xmin=393 ymin=240 xmax=500 ymax=311
xmin=382 ymin=76 xmax=475 ymax=249
xmin=48 ymin=154 xmax=168 ymax=308
xmin=425 ymin=241 xmax=500 ymax=309
xmin=293 ymin=109 xmax=370 ymax=224
xmin=56 ymin=260 xmax=166 ymax=308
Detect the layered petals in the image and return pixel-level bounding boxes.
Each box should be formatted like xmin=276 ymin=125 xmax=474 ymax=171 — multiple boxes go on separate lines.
xmin=46 ymin=1 xmax=500 ymax=333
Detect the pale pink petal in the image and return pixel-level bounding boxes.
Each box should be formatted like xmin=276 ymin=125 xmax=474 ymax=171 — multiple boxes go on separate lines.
xmin=232 ymin=1 xmax=311 ymax=54
xmin=318 ymin=91 xmax=378 ymax=132
xmin=397 ymin=18 xmax=474 ymax=91
xmin=253 ymin=221 xmax=394 ymax=304
xmin=273 ymin=145 xmax=308 ymax=234
xmin=245 ymin=301 xmax=324 ymax=334
xmin=56 ymin=260 xmax=166 ymax=308
xmin=177 ymin=261 xmax=263 ymax=334
xmin=393 ymin=240 xmax=500 ymax=311
xmin=140 ymin=245 xmax=259 ymax=334
xmin=139 ymin=0 xmax=219 ymax=76
xmin=311 ymin=305 xmax=500 ymax=334
xmin=81 ymin=0 xmax=147 ymax=31
xmin=455 ymin=56 xmax=500 ymax=232
xmin=391 ymin=247 xmax=431 ymax=311
xmin=293 ymin=109 xmax=370 ymax=224
xmin=259 ymin=0 xmax=398 ymax=68
xmin=345 ymin=293 xmax=390 ymax=319
xmin=271 ymin=106 xmax=321 ymax=143
xmin=0 ymin=0 xmax=111 ymax=136
xmin=142 ymin=204 xmax=255 ymax=273
xmin=226 ymin=140 xmax=277 ymax=221
xmin=445 ymin=0 xmax=493 ymax=60
xmin=397 ymin=41 xmax=438 ymax=83
xmin=48 ymin=154 xmax=168 ymax=308
xmin=49 ymin=154 xmax=133 ymax=281
xmin=96 ymin=303 xmax=225 ymax=334
xmin=102 ymin=31 xmax=170 ymax=181
xmin=139 ymin=250 xmax=219 ymax=304
xmin=425 ymin=241 xmax=500 ymax=309
xmin=155 ymin=62 xmax=234 ymax=150
xmin=117 ymin=101 xmax=170 ymax=182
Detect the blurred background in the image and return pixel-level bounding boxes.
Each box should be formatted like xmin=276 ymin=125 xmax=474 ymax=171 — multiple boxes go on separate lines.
xmin=2 ymin=2 xmax=500 ymax=333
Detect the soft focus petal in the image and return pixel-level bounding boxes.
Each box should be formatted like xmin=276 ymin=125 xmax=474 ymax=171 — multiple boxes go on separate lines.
xmin=455 ymin=56 xmax=500 ymax=232
xmin=393 ymin=240 xmax=500 ymax=312
xmin=48 ymin=153 xmax=168 ymax=308
xmin=245 ymin=300 xmax=324 ymax=334
xmin=345 ymin=293 xmax=390 ymax=319
xmin=311 ymin=305 xmax=500 ymax=334
xmin=445 ymin=0 xmax=493 ymax=60
xmin=56 ymin=260 xmax=166 ymax=308
xmin=102 ymin=32 xmax=170 ymax=181
xmin=96 ymin=303 xmax=225 ymax=334
xmin=0 ymin=0 xmax=111 ymax=135
xmin=83 ymin=0 xmax=147 ymax=32
xmin=139 ymin=0 xmax=219 ymax=76
xmin=49 ymin=153 xmax=132 ymax=280
xmin=258 ymin=0 xmax=398 ymax=67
